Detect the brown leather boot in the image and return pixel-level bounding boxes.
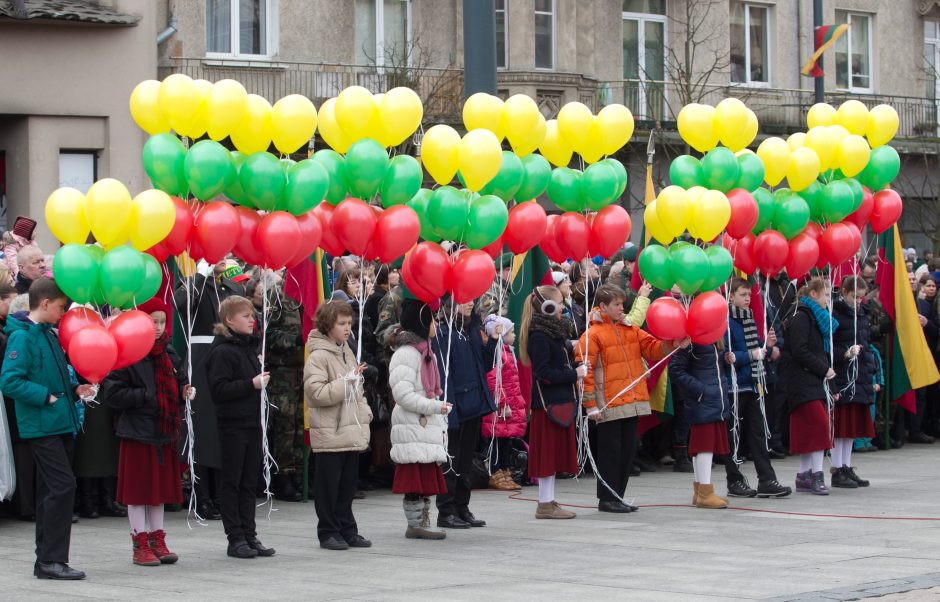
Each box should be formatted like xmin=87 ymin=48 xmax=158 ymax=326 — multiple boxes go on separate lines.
xmin=694 ymin=483 xmax=728 ymax=509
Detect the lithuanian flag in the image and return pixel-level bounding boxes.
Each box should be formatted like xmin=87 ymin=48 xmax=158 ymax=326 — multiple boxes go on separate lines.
xmin=876 ymin=225 xmax=940 ymax=411
xmin=508 ymin=246 xmax=552 ymax=404
xmin=802 ymin=23 xmax=850 ymax=77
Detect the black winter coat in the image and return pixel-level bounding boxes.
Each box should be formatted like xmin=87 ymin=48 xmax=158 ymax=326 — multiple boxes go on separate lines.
xmin=528 ymin=329 xmax=579 ymax=410
xmin=670 ymin=343 xmax=731 ymax=424
xmin=205 ymin=332 xmax=263 ymax=429
xmin=779 ymin=305 xmax=831 ymax=412
xmin=831 ymin=297 xmax=875 ymax=405
xmin=434 ymin=312 xmax=498 ymax=429
xmin=101 ymin=345 xmax=188 ymax=446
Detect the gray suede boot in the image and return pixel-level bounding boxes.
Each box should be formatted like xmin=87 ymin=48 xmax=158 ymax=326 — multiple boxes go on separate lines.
xmin=404 ymin=497 xmax=445 ymax=540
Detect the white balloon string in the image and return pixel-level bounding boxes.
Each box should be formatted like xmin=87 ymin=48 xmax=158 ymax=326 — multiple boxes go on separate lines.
xmin=257 ymin=274 xmax=278 ymax=518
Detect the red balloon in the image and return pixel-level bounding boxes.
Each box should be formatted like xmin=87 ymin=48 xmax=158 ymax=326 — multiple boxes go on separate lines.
xmin=68 ymin=325 xmax=118 ymax=384
xmin=784 ymin=233 xmax=820 ymax=279
xmin=311 ymin=202 xmax=345 ymax=257
xmin=754 ymin=230 xmax=788 ymax=276
xmin=555 ymin=212 xmax=591 ymax=260
xmin=687 ymin=291 xmax=728 ymax=345
xmin=451 ymin=250 xmax=496 ymax=304
xmin=109 ymin=310 xmax=157 ymax=370
xmin=589 ymin=205 xmax=632 ymax=258
xmin=286 ymin=211 xmax=324 ymax=268
xmin=145 ymin=242 xmax=171 ymax=263
xmin=539 ymin=214 xmax=566 ymax=263
xmin=724 ymin=233 xmax=757 ymax=275
xmin=819 ymin=222 xmax=859 ymax=267
xmin=480 ymin=236 xmax=504 ymax=260
xmin=870 ymin=189 xmax=903 ymax=234
xmin=59 ymin=308 xmax=105 ymax=352
xmin=232 ymin=206 xmax=265 ymax=266
xmin=163 ymin=196 xmax=195 ymax=255
xmin=725 ymin=189 xmax=760 ymax=239
xmin=371 ymin=205 xmax=421 ymax=264
xmin=255 ymin=211 xmax=302 ymax=269
xmin=646 ymin=297 xmax=688 ymax=341
xmin=505 ymin=202 xmax=548 ymax=255
xmin=332 ymin=198 xmax=377 ymax=256
xmin=401 ymin=251 xmax=436 ymax=302
xmin=404 ymin=242 xmax=451 ymax=301
xmin=192 ymin=201 xmax=241 ymax=264
xmin=802 ymin=221 xmax=824 ymax=240
xmin=844 ymin=187 xmax=873 ymax=231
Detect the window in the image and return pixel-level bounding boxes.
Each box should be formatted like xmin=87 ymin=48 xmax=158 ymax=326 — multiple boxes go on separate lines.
xmin=355 ymin=0 xmax=411 ymax=66
xmin=495 ymin=0 xmax=507 ymax=69
xmin=206 ymin=0 xmax=274 ymax=57
xmin=58 ymin=152 xmax=97 ymax=193
xmin=835 ymin=11 xmax=872 ymax=92
xmin=730 ymin=2 xmax=771 ymax=85
xmin=535 ymin=0 xmax=554 ymax=70
xmin=925 ymin=21 xmax=939 ymax=99
xmin=623 ymin=2 xmax=666 ymax=120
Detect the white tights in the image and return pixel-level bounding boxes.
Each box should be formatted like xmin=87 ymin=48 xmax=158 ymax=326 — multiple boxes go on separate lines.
xmin=830 ymin=438 xmax=854 ymax=469
xmin=127 ymin=504 xmax=165 ymax=535
xmin=538 ymin=475 xmax=556 ymax=504
xmin=692 ymin=453 xmax=713 ymax=485
xmin=798 ymin=451 xmax=825 ymax=473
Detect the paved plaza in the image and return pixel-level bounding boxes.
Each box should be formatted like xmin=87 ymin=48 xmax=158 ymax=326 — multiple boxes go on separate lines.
xmin=1 ymin=446 xmax=939 ymax=601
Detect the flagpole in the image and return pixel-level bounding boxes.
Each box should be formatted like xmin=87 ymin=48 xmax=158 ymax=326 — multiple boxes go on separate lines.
xmin=814 ymin=0 xmax=824 ymax=103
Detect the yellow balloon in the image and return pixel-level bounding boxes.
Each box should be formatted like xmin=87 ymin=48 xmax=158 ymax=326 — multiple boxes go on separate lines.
xmin=656 ymin=185 xmax=692 ymax=239
xmin=231 ymin=94 xmax=273 ymax=155
xmin=723 ymin=108 xmax=758 ymax=152
xmin=539 ymin=119 xmax=573 ymax=167
xmin=866 ymin=104 xmax=899 ymax=148
xmin=45 ymin=187 xmax=90 ymax=245
xmin=836 ymin=134 xmax=871 ymax=178
xmin=129 ymin=80 xmax=170 ymax=135
xmin=421 ymin=124 xmax=461 ymax=185
xmin=596 ymin=104 xmax=635 ymax=155
xmin=271 ymin=94 xmax=318 ymax=154
xmin=459 ymin=129 xmax=503 ymax=192
xmin=786 ymin=147 xmax=821 ymax=192
xmin=504 ymin=95 xmax=546 ymax=157
xmin=686 ymin=186 xmax=707 ymax=204
xmin=689 ymin=190 xmax=731 ymax=242
xmin=128 ymin=189 xmax=175 ymax=251
xmin=556 ymin=102 xmax=595 ymax=150
xmin=86 ymin=178 xmax=132 ymax=248
xmin=807 ymin=103 xmax=837 ymax=129
xmin=334 ymin=86 xmax=378 ymax=143
xmin=804 ymin=126 xmax=838 ymax=171
xmin=677 ymin=104 xmax=718 ymax=153
xmin=579 ymin=119 xmax=607 ymax=164
xmin=714 ymin=98 xmax=750 ymax=150
xmin=511 ymin=111 xmax=546 ymax=158
xmin=157 ymin=74 xmax=199 ymax=137
xmin=182 ymin=79 xmax=212 ymax=139
xmin=317 ymin=97 xmax=351 ymax=154
xmin=735 ymin=149 xmax=755 ymax=157
xmin=756 ymin=137 xmax=790 ymax=187
xmin=206 ymin=79 xmax=249 ymax=141
xmin=836 ymin=100 xmax=869 ymax=136
xmin=463 ymin=93 xmax=505 ymax=141
xmin=379 ymin=87 xmax=423 ymax=147
xmin=644 ymin=200 xmax=673 ymax=245
xmin=786 ymin=132 xmax=806 ymax=151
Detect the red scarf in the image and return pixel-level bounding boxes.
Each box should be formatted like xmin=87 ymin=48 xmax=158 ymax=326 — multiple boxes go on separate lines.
xmin=150 ymin=332 xmax=180 ymax=438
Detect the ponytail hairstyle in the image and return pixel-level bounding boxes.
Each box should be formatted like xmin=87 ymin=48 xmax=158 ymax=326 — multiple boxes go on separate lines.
xmin=519 ymin=285 xmax=562 ymax=367
xmin=798 ymin=276 xmax=829 ymax=299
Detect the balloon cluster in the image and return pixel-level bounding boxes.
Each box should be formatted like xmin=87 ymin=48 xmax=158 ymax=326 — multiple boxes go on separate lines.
xmin=402 ymin=242 xmax=496 ymax=305
xmin=60 ymin=308 xmax=156 ymax=384
xmin=646 ymin=293 xmax=728 ymax=345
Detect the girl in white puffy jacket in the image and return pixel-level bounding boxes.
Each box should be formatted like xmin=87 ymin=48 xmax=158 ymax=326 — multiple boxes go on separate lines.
xmin=388 ymin=299 xmax=451 ymax=540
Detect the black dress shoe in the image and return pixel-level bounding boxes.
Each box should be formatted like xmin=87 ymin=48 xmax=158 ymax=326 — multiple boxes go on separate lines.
xmin=768 ymin=449 xmax=787 ymax=460
xmin=345 ymin=534 xmax=372 ymax=548
xmin=436 ymin=514 xmax=471 ymax=529
xmin=598 ymin=500 xmax=634 ymax=513
xmin=227 ymin=540 xmax=259 ymax=558
xmin=320 ymin=536 xmax=349 ymax=551
xmin=197 ymin=502 xmax=222 ymax=520
xmin=457 ymin=511 xmax=485 ymax=527
xmin=247 ymin=537 xmax=276 ymax=556
xmin=100 ymin=500 xmax=127 ymax=517
xmin=35 ymin=561 xmax=86 ymax=580
xmin=71 ymin=513 xmax=79 ymax=524
xmin=910 ymin=432 xmax=935 ymax=444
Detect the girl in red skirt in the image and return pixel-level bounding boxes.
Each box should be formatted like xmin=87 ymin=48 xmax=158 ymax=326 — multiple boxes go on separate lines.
xmin=780 ymin=277 xmax=835 ymax=496
xmin=102 ymin=298 xmax=192 ymax=566
xmin=829 ymin=276 xmax=875 ymax=488
xmin=670 ymin=341 xmax=730 ymax=509
xmin=388 ymin=299 xmax=450 ymax=540
xmin=519 ymin=285 xmax=584 ymax=519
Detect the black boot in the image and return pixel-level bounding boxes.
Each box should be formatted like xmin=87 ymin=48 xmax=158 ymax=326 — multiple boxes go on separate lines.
xmin=272 ymin=474 xmax=302 ymax=502
xmin=100 ymin=477 xmax=127 ymax=517
xmin=77 ymin=478 xmax=99 ymax=519
xmin=672 ymin=446 xmax=694 ymax=473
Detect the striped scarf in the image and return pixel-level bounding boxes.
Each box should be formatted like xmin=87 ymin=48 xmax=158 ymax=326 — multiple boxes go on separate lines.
xmin=729 ymin=305 xmax=765 ymax=383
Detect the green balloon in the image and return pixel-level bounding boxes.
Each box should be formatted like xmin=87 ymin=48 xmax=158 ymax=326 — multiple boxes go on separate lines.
xmin=183 ymin=140 xmax=235 ymax=201
xmin=637 ymin=244 xmax=673 ymax=291
xmin=773 ymin=191 xmax=810 ymax=239
xmin=225 ymin=151 xmax=252 ymax=207
xmin=581 ymin=161 xmax=620 ymax=211
xmin=700 ymin=245 xmax=734 ymax=292
xmin=465 ymin=194 xmax=509 ymax=249
xmin=312 ymin=149 xmax=348 ymax=205
xmin=406 ymin=189 xmax=440 ymax=242
xmin=480 ymin=151 xmax=523 ymax=202
xmin=842 ymin=177 xmax=864 ymax=212
xmin=142 ymin=133 xmax=188 ymax=197
xmin=52 ymin=244 xmax=100 ymax=304
xmin=136 ymin=253 xmax=162 ymax=305
xmin=702 ymin=147 xmax=741 ymax=193
xmin=99 ymin=246 xmax=146 ymax=309
xmin=428 ymin=186 xmax=469 ymax=241
xmin=752 ymin=187 xmax=776 ymax=234
xmin=284 ymin=159 xmax=329 ymax=215
xmin=670 ymin=243 xmax=709 ymax=295
xmin=797 ymin=180 xmax=824 ymax=221
xmin=344 ymin=138 xmax=389 ymax=200
xmin=547 ymin=167 xmax=583 ymax=212
xmin=599 ymin=158 xmax=628 ymax=197
xmin=736 ymin=153 xmax=765 ymax=192
xmin=669 ymin=155 xmax=703 ymax=189
xmin=516 ymin=154 xmax=552 ymax=201
xmin=821 ymin=180 xmax=854 ymax=223
xmin=380 ymin=155 xmax=423 ymax=208
xmin=241 ymin=152 xmax=286 ymax=211
xmin=858 ymin=145 xmax=900 ymax=191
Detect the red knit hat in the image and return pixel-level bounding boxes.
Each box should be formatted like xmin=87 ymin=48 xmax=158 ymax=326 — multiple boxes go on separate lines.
xmin=12 ymin=216 xmax=36 ymax=240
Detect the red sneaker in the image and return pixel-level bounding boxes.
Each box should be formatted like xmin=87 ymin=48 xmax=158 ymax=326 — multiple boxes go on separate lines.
xmin=132 ymin=532 xmax=160 ymax=566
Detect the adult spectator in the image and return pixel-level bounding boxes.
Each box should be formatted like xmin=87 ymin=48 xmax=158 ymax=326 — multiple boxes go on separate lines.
xmin=15 ymin=245 xmax=45 ymax=294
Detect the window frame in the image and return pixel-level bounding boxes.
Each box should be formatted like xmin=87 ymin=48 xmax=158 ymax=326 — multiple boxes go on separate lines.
xmin=730 ymin=1 xmax=772 ymax=88
xmin=835 ymin=10 xmax=874 ymax=94
xmin=534 ymin=0 xmax=556 ymax=71
xmin=495 ymin=0 xmax=508 ymax=70
xmin=205 ymin=0 xmax=278 ymax=60
xmin=356 ymin=0 xmax=413 ymax=67
xmin=621 ymin=8 xmax=668 ymax=120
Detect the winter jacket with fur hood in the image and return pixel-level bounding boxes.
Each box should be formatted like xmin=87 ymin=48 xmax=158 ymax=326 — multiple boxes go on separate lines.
xmin=388 ymin=331 xmax=448 ymax=465
xmin=303 ymin=330 xmax=372 ymax=453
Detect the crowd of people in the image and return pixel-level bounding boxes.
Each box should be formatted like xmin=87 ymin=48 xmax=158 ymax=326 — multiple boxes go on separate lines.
xmin=1 ymin=214 xmax=939 ymax=582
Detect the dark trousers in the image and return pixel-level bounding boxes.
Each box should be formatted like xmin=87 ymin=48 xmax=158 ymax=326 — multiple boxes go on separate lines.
xmin=724 ymin=392 xmax=777 ymax=485
xmin=218 ymin=427 xmax=262 ymax=543
xmin=437 ymin=417 xmax=482 ymax=516
xmin=595 ymin=416 xmax=638 ymax=502
xmin=671 ymin=390 xmax=690 ymax=449
xmin=489 ymin=437 xmax=511 ymax=470
xmin=193 ymin=464 xmax=221 ymax=506
xmin=894 ymin=389 xmax=928 ymax=439
xmin=313 ymin=451 xmax=359 ymax=543
xmin=29 ymin=434 xmax=76 ymax=563
xmin=766 ymin=381 xmax=790 ymax=451
xmin=11 ymin=440 xmax=36 ymax=518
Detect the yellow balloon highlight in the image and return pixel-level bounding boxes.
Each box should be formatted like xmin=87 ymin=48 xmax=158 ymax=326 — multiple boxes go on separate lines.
xmin=129 ymin=80 xmax=170 ymax=135
xmin=866 ymin=104 xmax=899 ymax=148
xmin=836 ymin=134 xmax=871 ymax=178
xmin=380 ymin=87 xmax=423 ymax=147
xmin=317 ymin=97 xmax=351 ymax=154
xmin=756 ymin=137 xmax=790 ymax=186
xmin=556 ymin=102 xmax=595 ymax=150
xmin=715 ymin=98 xmax=750 ymax=150
xmin=807 ymin=103 xmax=837 ymax=129
xmin=231 ymin=94 xmax=273 ymax=155
xmin=786 ymin=132 xmax=806 ymax=151
xmin=334 ymin=86 xmax=377 ymax=143
xmin=786 ymin=147 xmax=821 ymax=192
xmin=539 ymin=119 xmax=573 ymax=167
xmin=206 ymin=79 xmax=249 ymax=141
xmin=45 ymin=187 xmax=90 ymax=245
xmin=836 ymin=100 xmax=870 ymax=136
xmin=596 ymin=104 xmax=635 ymax=155
xmin=421 ymin=124 xmax=461 ymax=185
xmin=804 ymin=126 xmax=838 ymax=171
xmin=463 ymin=93 xmax=505 ymax=141
xmin=689 ymin=190 xmax=731 ymax=242
xmin=677 ymin=104 xmax=718 ymax=153
xmin=655 ymin=185 xmax=692 ymax=239
xmin=459 ymin=129 xmax=503 ymax=192
xmin=271 ymin=94 xmax=318 ymax=154
xmin=86 ymin=178 xmax=132 ymax=248
xmin=128 ymin=189 xmax=175 ymax=251
xmin=158 ymin=74 xmax=199 ymax=137
xmin=644 ymin=200 xmax=673 ymax=245
xmin=504 ymin=94 xmax=546 ymax=157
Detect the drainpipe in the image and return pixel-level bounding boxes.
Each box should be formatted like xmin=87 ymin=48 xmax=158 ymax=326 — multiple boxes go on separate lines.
xmin=157 ymin=14 xmax=177 ymax=45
